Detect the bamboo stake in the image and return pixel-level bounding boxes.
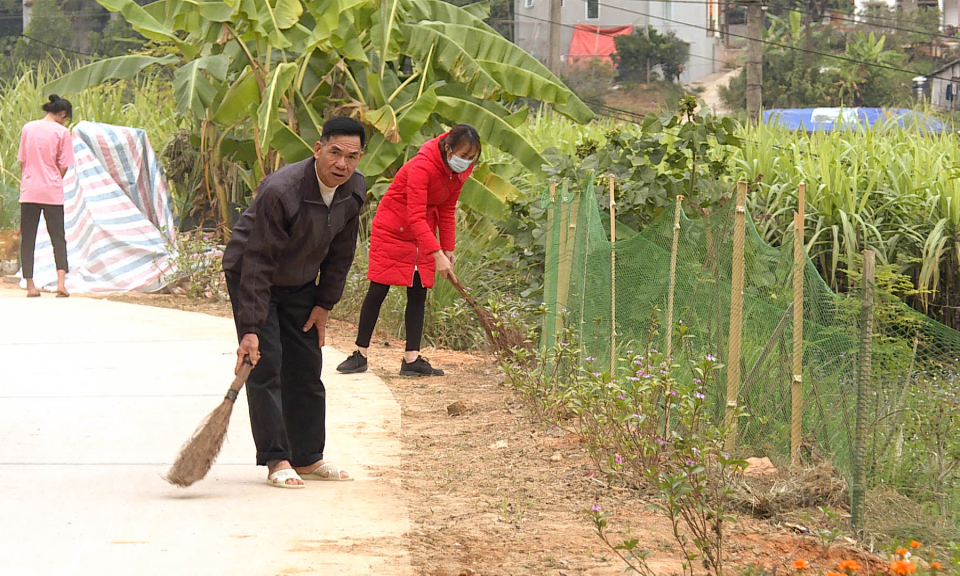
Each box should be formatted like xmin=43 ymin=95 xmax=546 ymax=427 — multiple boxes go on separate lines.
xmin=725 ymin=182 xmax=748 ymax=451
xmin=555 ymin=181 xmax=574 ymax=338
xmin=544 ymin=180 xmax=557 ymax=348
xmin=566 ymin=185 xmax=582 ymax=344
xmin=852 ymin=249 xmax=875 ymax=533
xmin=791 ymin=183 xmax=806 ymax=464
xmin=609 ymin=174 xmax=617 ymax=375
xmin=578 ymin=191 xmax=592 ymax=360
xmin=666 ymin=195 xmax=684 ymax=358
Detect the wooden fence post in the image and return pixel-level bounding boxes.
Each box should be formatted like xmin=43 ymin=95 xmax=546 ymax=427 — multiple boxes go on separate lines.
xmin=666 ymin=195 xmax=684 ymax=358
xmin=725 ymin=182 xmax=748 ymax=451
xmin=852 ymin=249 xmax=875 ymax=533
xmin=791 ymin=183 xmax=805 ymax=464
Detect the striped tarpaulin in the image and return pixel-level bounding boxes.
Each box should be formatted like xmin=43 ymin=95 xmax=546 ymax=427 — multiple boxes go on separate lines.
xmin=22 ymin=121 xmax=178 ymax=293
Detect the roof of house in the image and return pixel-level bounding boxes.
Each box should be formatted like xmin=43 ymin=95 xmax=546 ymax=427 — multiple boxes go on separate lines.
xmin=927 ymin=58 xmax=960 ymax=78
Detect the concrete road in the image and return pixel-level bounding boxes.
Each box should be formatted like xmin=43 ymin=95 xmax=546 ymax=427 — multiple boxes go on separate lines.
xmin=0 ymin=288 xmax=412 ymax=576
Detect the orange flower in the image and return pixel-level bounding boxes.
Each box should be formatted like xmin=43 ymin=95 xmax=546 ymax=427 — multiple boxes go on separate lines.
xmin=838 ymin=560 xmax=862 ymax=573
xmin=793 ymin=560 xmax=810 ymax=571
xmin=896 ymin=548 xmax=909 ymax=558
xmin=909 ymin=541 xmax=921 ymax=549
xmin=931 ymin=563 xmax=943 ymax=571
xmin=890 ymin=560 xmax=916 ymax=576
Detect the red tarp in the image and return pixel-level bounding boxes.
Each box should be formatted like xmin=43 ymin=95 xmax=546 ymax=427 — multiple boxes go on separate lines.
xmin=567 ymin=24 xmax=633 ymax=67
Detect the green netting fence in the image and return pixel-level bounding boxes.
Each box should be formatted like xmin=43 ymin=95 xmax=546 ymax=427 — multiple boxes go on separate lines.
xmin=541 ymin=178 xmax=960 ymax=532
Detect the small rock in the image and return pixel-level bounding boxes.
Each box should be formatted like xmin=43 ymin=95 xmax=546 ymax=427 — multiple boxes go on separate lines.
xmin=489 ymin=440 xmax=508 ymax=450
xmin=550 ymin=452 xmax=563 ymax=462
xmin=447 ymin=400 xmax=469 ymax=416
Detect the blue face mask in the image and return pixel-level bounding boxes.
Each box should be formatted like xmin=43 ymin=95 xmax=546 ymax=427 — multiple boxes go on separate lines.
xmin=448 ymin=155 xmax=473 ymax=173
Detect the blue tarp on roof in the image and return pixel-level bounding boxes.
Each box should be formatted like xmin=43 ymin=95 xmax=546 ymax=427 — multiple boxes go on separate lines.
xmin=763 ymin=108 xmax=952 ymax=133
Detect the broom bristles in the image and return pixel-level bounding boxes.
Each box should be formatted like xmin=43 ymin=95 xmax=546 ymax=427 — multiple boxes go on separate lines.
xmin=451 ymin=278 xmax=531 ymax=356
xmin=164 ymin=399 xmax=236 ymax=487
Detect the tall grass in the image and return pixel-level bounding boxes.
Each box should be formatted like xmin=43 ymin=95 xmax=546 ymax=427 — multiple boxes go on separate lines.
xmin=736 ymin=121 xmax=960 ymax=326
xmin=0 ymin=64 xmax=181 ymax=228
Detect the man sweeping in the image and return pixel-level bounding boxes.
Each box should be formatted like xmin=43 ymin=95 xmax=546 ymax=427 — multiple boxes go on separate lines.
xmin=222 ymin=116 xmax=366 ymax=488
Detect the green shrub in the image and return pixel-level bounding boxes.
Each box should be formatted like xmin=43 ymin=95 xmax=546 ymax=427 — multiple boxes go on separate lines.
xmin=614 ymin=28 xmax=690 ymax=83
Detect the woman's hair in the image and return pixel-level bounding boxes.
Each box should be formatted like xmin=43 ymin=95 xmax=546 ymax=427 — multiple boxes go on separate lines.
xmin=445 ymin=124 xmax=481 ymax=157
xmin=42 ymin=95 xmax=72 ymax=119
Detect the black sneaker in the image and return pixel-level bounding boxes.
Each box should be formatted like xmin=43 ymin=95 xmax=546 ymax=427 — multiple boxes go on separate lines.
xmin=336 ymin=350 xmax=368 ymax=374
xmin=400 ymin=356 xmax=444 ymax=377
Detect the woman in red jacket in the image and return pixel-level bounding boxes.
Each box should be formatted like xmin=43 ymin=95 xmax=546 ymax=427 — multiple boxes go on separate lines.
xmin=337 ymin=124 xmax=480 ymax=376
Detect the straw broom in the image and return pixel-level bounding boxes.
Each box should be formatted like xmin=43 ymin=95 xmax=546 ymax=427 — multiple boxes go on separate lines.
xmin=164 ymin=360 xmax=253 ymax=487
xmin=448 ymin=276 xmax=530 ymax=356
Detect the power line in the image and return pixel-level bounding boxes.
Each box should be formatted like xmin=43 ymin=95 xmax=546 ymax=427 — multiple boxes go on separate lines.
xmin=514 ymin=14 xmax=729 ymax=66
xmin=570 ymin=0 xmax=955 ymax=82
xmin=0 ymin=22 xmax=96 ymax=56
xmin=518 ymin=0 xmax=960 ymax=42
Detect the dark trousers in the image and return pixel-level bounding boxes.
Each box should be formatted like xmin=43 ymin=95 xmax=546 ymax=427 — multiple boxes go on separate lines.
xmin=356 ymin=271 xmax=428 ymax=352
xmin=20 ymin=203 xmax=68 ymax=279
xmin=226 ymin=272 xmax=326 ymax=467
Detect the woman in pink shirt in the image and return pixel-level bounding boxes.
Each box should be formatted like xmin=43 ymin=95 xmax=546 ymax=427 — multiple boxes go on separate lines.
xmin=18 ymin=94 xmax=75 ymax=298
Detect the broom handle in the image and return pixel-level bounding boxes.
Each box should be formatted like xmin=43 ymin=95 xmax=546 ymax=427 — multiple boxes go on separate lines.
xmin=226 ymin=360 xmax=254 ymax=402
xmin=449 ymin=276 xmax=477 ymax=306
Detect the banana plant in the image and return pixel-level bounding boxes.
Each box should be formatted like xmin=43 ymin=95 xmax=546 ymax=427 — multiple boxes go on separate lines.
xmin=42 ymin=0 xmax=593 ymax=230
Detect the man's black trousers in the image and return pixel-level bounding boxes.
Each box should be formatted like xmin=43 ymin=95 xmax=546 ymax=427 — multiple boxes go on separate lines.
xmin=226 ymin=272 xmax=326 ymax=467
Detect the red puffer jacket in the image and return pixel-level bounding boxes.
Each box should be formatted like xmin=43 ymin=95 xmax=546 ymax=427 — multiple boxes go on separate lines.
xmin=367 ymin=133 xmax=473 ymax=288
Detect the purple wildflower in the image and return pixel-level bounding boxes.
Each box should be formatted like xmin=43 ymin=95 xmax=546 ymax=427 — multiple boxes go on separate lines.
xmin=586 ymin=356 xmax=595 ymax=362
xmin=686 ymin=460 xmax=696 ymax=466
xmin=668 ymin=390 xmax=678 ymax=396
xmin=617 ymin=394 xmax=625 ymax=400
xmin=694 ymin=392 xmax=706 ymax=400
xmin=706 ymin=354 xmax=717 ymax=361
xmin=615 ymin=454 xmax=623 ymax=464
xmin=693 ymin=378 xmax=703 ymax=384
xmin=655 ymin=438 xmax=665 ymax=446
xmin=591 ymin=504 xmax=602 ymax=512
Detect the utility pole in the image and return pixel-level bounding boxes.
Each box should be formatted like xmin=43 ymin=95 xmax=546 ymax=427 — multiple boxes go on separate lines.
xmin=746 ymin=0 xmax=763 ymax=124
xmin=23 ymin=0 xmax=33 ymax=32
xmin=548 ymin=0 xmax=562 ymax=75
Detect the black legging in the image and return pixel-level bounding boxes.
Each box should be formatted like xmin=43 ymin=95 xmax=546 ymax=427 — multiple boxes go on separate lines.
xmin=20 ymin=202 xmax=68 ymax=279
xmin=356 ymin=272 xmax=428 ymax=352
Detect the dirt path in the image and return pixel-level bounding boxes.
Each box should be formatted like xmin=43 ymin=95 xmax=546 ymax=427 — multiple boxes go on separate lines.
xmin=76 ymin=291 xmax=877 ymax=575
xmin=688 ymin=68 xmax=741 ymax=116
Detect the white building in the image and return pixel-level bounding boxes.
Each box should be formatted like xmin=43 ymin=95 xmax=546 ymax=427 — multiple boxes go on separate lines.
xmin=513 ymin=0 xmax=724 ymax=83
xmin=854 ymin=0 xmax=960 ymax=29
